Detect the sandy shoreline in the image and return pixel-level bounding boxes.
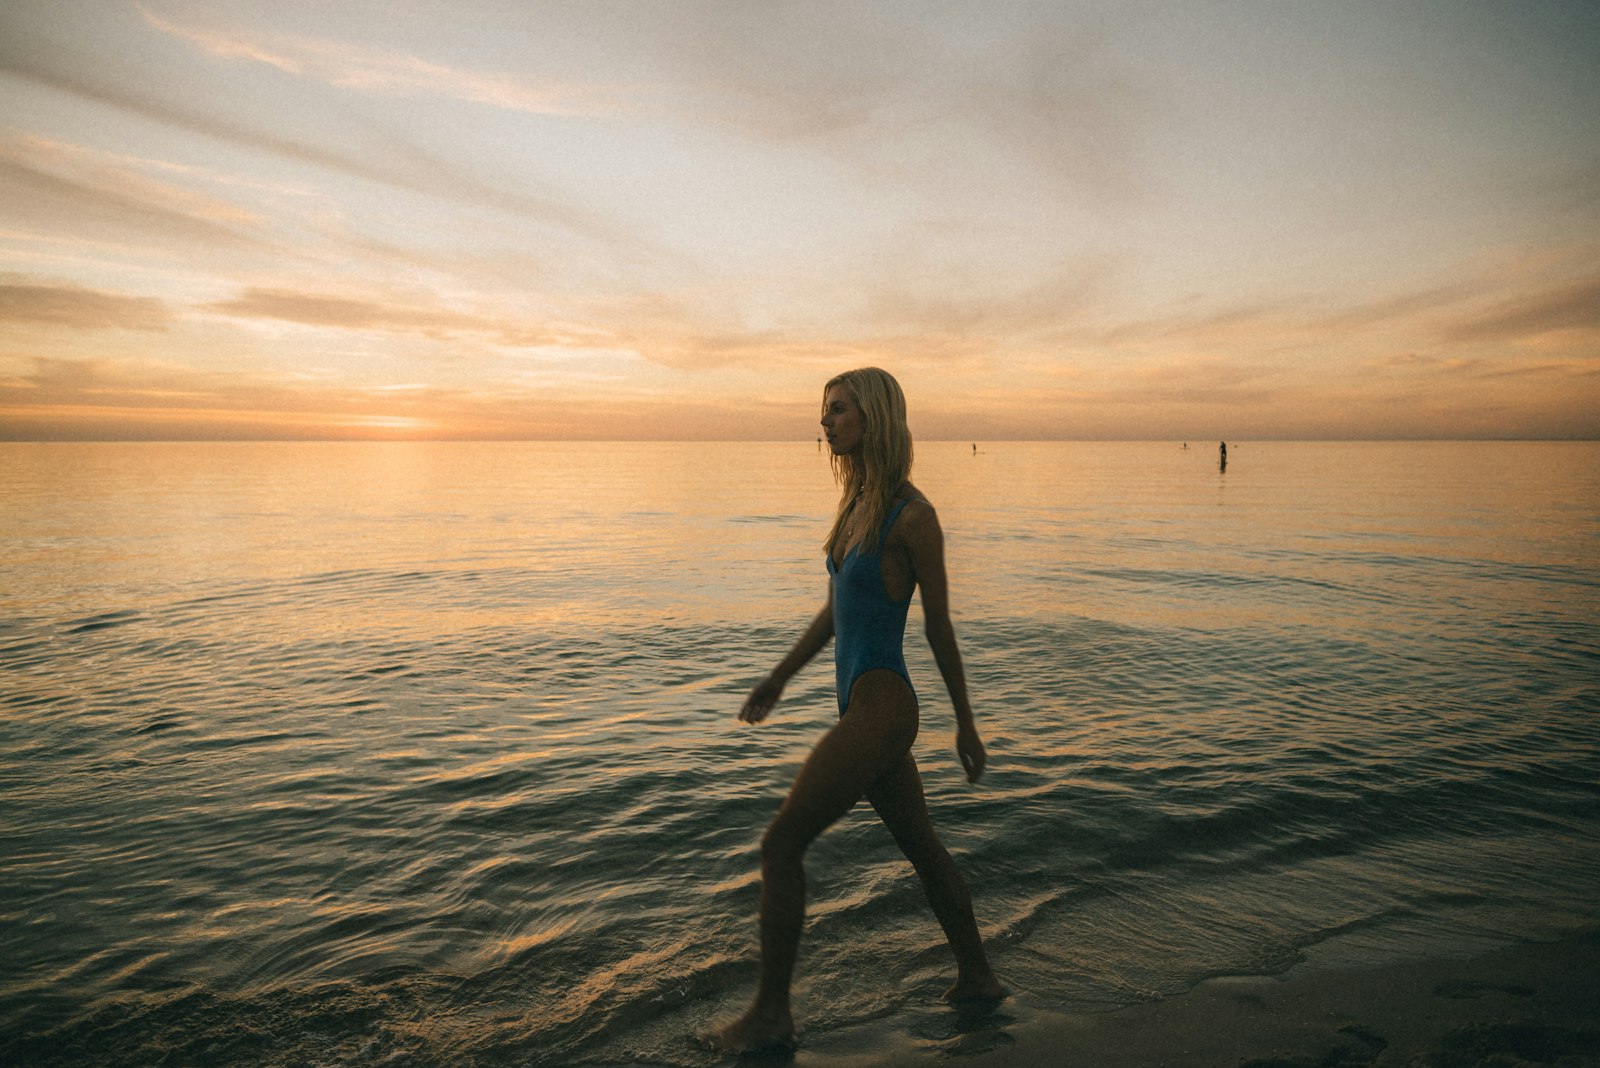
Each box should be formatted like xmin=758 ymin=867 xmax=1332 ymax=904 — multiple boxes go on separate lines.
xmin=782 ymin=930 xmax=1600 ymax=1068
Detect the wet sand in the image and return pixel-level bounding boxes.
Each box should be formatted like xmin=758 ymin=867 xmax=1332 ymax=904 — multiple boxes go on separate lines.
xmin=791 ymin=931 xmax=1600 ymax=1068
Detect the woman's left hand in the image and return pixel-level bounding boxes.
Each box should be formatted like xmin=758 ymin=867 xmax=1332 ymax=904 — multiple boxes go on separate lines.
xmin=956 ymin=724 xmax=987 ymax=783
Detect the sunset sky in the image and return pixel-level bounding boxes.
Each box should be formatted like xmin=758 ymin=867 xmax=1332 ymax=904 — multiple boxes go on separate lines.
xmin=2 ymin=0 xmax=1597 ymax=440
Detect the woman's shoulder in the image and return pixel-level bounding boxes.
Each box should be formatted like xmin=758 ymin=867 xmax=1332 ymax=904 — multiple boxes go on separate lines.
xmin=892 ymin=480 xmax=932 ymax=507
xmin=891 ymin=485 xmax=940 ymax=535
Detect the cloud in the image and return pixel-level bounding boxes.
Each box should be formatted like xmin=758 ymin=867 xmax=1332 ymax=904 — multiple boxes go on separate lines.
xmin=859 ymin=258 xmax=1113 ymax=342
xmin=137 ymin=4 xmax=631 ymax=116
xmin=208 ymin=287 xmax=480 ymax=332
xmin=601 ymin=1 xmax=1152 ymax=204
xmin=203 ymin=285 xmax=575 ymax=349
xmin=1441 ymin=276 xmax=1600 ymax=343
xmin=1361 ymin=352 xmax=1484 ymax=374
xmin=0 ymin=279 xmax=174 ymax=330
xmin=0 ymin=133 xmax=275 ymax=260
xmin=955 ymin=22 xmax=1153 ymax=206
xmin=12 ymin=134 xmax=264 ymax=225
xmin=0 ymin=154 xmax=267 ymax=251
xmin=198 ymin=282 xmax=867 ymax=373
xmin=0 ymin=36 xmax=658 ymax=256
xmin=0 ymin=354 xmax=786 ymax=440
xmin=1074 ymin=256 xmax=1600 ymax=363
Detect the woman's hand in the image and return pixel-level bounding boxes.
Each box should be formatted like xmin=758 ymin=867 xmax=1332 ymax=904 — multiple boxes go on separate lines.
xmin=739 ymin=674 xmax=786 ymax=724
xmin=956 ymin=723 xmax=987 ymax=783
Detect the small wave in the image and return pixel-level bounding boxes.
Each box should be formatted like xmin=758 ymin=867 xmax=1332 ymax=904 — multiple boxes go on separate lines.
xmin=63 ymin=610 xmax=144 ymax=634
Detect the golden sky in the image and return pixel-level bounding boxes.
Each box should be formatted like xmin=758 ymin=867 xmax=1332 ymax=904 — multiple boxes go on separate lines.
xmin=2 ymin=0 xmax=1597 ymax=440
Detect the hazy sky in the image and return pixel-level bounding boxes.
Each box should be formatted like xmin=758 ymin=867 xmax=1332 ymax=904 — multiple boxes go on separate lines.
xmin=2 ymin=0 xmax=1596 ymax=440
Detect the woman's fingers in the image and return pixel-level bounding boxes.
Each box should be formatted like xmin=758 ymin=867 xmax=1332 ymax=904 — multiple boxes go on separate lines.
xmin=739 ymin=680 xmax=781 ymax=723
xmin=958 ymin=734 xmax=986 ymax=783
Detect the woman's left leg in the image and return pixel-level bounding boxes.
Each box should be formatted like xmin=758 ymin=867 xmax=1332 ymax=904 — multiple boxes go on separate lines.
xmin=702 ymin=671 xmax=917 ymax=1051
xmin=867 ymin=752 xmax=1002 ymax=1000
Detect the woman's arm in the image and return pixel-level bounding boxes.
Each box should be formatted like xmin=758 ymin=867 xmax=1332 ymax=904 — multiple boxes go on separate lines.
xmin=902 ymin=501 xmax=987 ymax=783
xmin=739 ymin=593 xmax=834 ymax=723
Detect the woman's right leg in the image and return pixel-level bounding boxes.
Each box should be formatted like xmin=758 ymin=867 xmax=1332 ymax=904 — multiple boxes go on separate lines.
xmin=866 ymin=753 xmax=1002 ymax=1000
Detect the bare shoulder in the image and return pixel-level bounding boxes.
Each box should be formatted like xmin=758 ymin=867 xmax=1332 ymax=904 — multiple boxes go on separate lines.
xmin=893 ymin=489 xmax=944 ymax=545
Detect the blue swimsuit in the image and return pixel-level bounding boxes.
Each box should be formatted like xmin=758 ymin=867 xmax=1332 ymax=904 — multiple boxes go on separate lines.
xmin=828 ymin=497 xmax=916 ymax=714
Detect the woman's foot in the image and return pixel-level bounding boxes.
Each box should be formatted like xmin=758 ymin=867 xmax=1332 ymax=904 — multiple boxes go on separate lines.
xmin=697 ymin=1005 xmax=795 ymax=1052
xmin=943 ymin=971 xmax=1006 ymax=1003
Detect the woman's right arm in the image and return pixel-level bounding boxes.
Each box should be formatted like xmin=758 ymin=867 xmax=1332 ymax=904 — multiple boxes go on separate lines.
xmin=739 ymin=594 xmax=833 ymax=723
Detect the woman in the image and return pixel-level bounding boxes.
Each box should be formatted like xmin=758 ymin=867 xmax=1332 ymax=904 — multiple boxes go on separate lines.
xmin=703 ymin=367 xmax=1002 ymax=1052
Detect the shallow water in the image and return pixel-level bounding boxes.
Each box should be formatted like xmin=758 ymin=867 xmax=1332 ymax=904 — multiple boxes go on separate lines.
xmin=2 ymin=440 xmax=1597 ymax=1066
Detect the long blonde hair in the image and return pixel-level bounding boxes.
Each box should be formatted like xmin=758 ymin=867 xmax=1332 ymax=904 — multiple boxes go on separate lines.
xmin=823 ymin=367 xmax=914 ymax=557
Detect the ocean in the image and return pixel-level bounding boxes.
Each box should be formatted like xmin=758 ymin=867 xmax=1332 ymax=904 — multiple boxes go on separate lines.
xmin=2 ymin=440 xmax=1596 ymax=1066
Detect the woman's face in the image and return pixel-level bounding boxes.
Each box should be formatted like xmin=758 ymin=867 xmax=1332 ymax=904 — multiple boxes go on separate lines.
xmin=820 ymin=383 xmax=864 ymax=457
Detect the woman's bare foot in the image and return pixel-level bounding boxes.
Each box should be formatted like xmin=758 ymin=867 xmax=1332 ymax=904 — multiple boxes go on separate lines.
xmin=943 ymin=972 xmax=1006 ymax=1003
xmin=697 ymin=1005 xmax=795 ymax=1052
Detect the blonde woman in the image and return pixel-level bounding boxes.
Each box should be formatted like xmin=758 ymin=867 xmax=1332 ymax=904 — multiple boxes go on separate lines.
xmin=704 ymin=367 xmax=1002 ymax=1052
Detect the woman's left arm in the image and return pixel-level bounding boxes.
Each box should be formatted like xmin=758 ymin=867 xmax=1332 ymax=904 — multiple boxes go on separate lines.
xmin=903 ymin=502 xmax=987 ymax=783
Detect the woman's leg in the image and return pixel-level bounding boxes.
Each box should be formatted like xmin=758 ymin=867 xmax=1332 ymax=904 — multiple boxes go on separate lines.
xmin=703 ymin=671 xmax=918 ymax=1051
xmin=866 ymin=752 xmax=1002 ymax=1000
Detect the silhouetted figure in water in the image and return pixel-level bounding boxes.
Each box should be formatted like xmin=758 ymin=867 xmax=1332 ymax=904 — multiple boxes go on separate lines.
xmin=702 ymin=367 xmax=1002 ymax=1053
xmin=972 ymin=443 xmax=978 ymax=455
xmin=1220 ymin=441 xmax=1228 ymax=471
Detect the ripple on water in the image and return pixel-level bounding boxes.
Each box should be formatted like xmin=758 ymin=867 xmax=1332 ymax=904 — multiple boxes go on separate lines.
xmin=2 ymin=442 xmax=1598 ymax=1067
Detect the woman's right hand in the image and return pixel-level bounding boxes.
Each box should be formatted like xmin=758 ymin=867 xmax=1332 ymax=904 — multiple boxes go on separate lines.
xmin=956 ymin=722 xmax=987 ymax=783
xmin=739 ymin=674 xmax=785 ymax=723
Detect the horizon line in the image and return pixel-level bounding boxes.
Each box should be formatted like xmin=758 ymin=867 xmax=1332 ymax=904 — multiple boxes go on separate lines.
xmin=2 ymin=436 xmax=1597 ymax=445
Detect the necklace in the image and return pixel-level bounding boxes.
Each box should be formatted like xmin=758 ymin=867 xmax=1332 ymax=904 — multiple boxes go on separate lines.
xmin=844 ymin=485 xmax=866 ymax=541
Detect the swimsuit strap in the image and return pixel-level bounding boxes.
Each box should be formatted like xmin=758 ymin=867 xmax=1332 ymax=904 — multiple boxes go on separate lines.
xmin=876 ymin=495 xmax=915 ymax=551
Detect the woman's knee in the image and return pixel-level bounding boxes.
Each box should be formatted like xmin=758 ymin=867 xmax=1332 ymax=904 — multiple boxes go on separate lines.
xmin=760 ymin=819 xmax=807 ymax=869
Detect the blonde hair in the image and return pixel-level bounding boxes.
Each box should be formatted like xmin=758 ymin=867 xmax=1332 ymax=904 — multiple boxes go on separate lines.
xmin=823 ymin=367 xmax=914 ymax=557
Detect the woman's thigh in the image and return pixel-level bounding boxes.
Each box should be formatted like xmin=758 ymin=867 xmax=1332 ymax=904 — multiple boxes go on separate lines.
xmin=767 ymin=670 xmax=918 ymax=852
xmin=865 ymin=749 xmax=957 ymax=875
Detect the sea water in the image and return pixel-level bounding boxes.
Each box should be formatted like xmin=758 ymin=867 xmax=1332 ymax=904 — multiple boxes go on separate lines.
xmin=1 ymin=440 xmax=1596 ymax=1066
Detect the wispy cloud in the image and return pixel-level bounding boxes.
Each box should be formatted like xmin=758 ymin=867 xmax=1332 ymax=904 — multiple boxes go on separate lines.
xmin=137 ymin=4 xmax=631 ymax=117
xmin=209 ymin=287 xmax=487 ymax=333
xmin=638 ymin=3 xmax=1152 ymax=204
xmin=0 ymin=354 xmax=785 ymax=440
xmin=204 ymin=285 xmax=573 ymax=349
xmin=1442 ymin=276 xmax=1600 ymax=343
xmin=0 ymin=152 xmax=267 ymax=252
xmin=22 ymin=134 xmax=263 ymax=223
xmin=0 ymin=38 xmax=658 ymax=255
xmin=0 ymin=279 xmax=174 ymax=330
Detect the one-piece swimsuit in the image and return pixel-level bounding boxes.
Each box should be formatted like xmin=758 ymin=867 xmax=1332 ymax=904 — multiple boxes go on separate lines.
xmin=828 ymin=496 xmax=916 ymax=715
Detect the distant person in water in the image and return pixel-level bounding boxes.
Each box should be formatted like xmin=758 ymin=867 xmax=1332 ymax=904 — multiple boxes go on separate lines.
xmin=1220 ymin=441 xmax=1228 ymax=470
xmin=702 ymin=367 xmax=1002 ymax=1052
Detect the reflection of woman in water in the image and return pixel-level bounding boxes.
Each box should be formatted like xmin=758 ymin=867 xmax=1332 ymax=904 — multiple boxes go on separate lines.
xmin=703 ymin=367 xmax=1002 ymax=1052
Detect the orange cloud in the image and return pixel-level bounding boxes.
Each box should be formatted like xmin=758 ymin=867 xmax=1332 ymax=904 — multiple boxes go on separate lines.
xmin=1441 ymin=276 xmax=1600 ymax=343
xmin=0 ymin=155 xmax=266 ymax=252
xmin=208 ymin=287 xmax=484 ymax=333
xmin=137 ymin=4 xmax=633 ymax=117
xmin=202 ymin=286 xmax=577 ymax=349
xmin=0 ymin=280 xmax=174 ymax=330
xmin=0 ymin=355 xmax=803 ymax=441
